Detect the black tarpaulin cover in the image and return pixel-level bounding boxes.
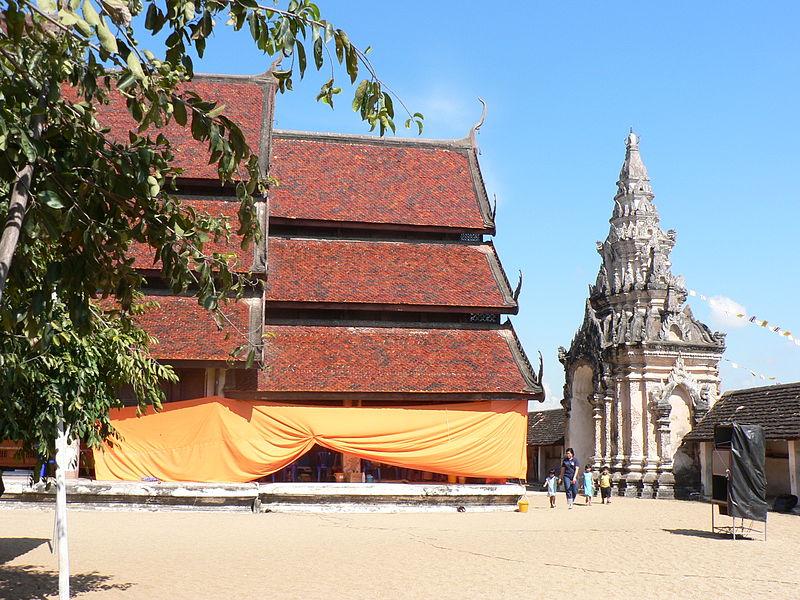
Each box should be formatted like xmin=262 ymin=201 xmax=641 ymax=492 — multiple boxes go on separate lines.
xmin=730 ymin=423 xmax=768 ymax=522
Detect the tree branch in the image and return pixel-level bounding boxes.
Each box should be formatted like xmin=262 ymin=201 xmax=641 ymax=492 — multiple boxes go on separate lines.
xmin=0 ymin=96 xmax=46 ymax=303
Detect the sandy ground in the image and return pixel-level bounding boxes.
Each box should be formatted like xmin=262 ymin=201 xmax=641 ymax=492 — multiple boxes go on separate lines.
xmin=1 ymin=494 xmax=797 ymax=600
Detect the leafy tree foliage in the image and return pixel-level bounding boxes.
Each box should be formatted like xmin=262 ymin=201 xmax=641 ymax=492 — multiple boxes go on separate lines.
xmin=0 ymin=0 xmax=422 ymax=455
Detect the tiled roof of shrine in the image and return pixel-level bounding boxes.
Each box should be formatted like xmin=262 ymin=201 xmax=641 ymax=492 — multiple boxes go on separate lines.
xmin=527 ymin=409 xmax=566 ymax=446
xmin=256 ymin=324 xmax=541 ymax=397
xmin=266 ymin=237 xmax=516 ymax=311
xmin=268 ymin=131 xmax=494 ymax=232
xmin=685 ymin=383 xmax=800 ymax=441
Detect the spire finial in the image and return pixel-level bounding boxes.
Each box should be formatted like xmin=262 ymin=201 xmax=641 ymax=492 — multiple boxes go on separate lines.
xmin=626 ymin=128 xmax=639 ymax=150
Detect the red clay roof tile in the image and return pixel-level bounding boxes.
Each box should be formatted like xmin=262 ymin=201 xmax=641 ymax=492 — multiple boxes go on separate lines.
xmin=267 ymin=237 xmax=514 ymax=310
xmin=269 ymin=133 xmax=492 ymax=231
xmin=136 ymin=295 xmax=251 ymax=362
xmin=258 ymin=324 xmax=535 ymax=395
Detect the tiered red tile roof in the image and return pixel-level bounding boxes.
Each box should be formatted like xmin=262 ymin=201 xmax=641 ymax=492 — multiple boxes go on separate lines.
xmin=136 ymin=295 xmax=252 ymax=363
xmin=266 ymin=237 xmax=515 ymax=311
xmin=269 ymin=132 xmax=494 ymax=232
xmin=258 ymin=325 xmax=536 ymax=397
xmin=100 ymin=71 xmax=542 ymax=403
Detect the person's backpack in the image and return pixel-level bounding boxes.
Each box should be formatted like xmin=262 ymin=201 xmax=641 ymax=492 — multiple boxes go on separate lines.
xmin=772 ymin=494 xmax=798 ymax=513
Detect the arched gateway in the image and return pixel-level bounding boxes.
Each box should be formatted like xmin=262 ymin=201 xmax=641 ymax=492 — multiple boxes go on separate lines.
xmin=559 ymin=132 xmax=725 ymax=498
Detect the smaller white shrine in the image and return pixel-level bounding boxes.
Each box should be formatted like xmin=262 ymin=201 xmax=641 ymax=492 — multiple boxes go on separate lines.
xmin=559 ymin=131 xmax=726 ymax=498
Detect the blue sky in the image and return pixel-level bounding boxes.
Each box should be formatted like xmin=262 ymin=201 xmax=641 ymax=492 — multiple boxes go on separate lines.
xmin=186 ymin=1 xmax=800 ymax=408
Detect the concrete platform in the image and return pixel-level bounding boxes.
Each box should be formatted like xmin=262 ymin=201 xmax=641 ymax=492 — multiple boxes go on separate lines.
xmin=0 ymin=476 xmax=525 ymax=513
xmin=256 ymin=482 xmax=525 ymax=513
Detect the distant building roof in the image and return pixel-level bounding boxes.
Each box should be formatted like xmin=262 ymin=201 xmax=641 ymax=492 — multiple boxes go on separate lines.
xmin=685 ymin=382 xmax=800 ymax=442
xmin=527 ymin=409 xmax=566 ymax=446
xmin=266 ymin=237 xmax=516 ymax=312
xmin=268 ymin=131 xmax=494 ymax=233
xmin=255 ymin=324 xmax=541 ymax=399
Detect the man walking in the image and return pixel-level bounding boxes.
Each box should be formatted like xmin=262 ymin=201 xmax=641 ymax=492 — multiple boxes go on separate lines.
xmin=559 ymin=448 xmax=580 ymax=509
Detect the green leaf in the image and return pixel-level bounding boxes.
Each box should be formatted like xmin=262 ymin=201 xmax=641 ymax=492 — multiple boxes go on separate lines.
xmin=383 ymin=92 xmax=394 ymax=118
xmin=245 ymin=348 xmax=255 ymax=369
xmin=58 ymin=9 xmax=78 ymax=26
xmin=117 ymin=72 xmax=136 ymax=91
xmin=313 ymin=36 xmax=323 ymax=70
xmin=73 ymin=16 xmax=92 ymax=37
xmin=126 ymin=52 xmax=145 ymax=80
xmin=173 ymin=99 xmax=187 ymax=126
xmin=39 ymin=190 xmax=64 ymax=209
xmin=296 ymin=41 xmax=306 ymax=77
xmin=37 ymin=0 xmax=57 ymax=13
xmin=352 ymin=80 xmax=367 ymax=112
xmin=17 ymin=130 xmax=36 ymax=162
xmin=82 ymin=0 xmax=100 ymax=26
xmin=96 ymin=19 xmax=119 ymax=54
xmin=206 ymin=104 xmax=226 ymax=119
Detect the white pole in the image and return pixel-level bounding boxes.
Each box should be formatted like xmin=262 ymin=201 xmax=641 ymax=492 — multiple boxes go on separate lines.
xmin=55 ymin=414 xmax=70 ymax=600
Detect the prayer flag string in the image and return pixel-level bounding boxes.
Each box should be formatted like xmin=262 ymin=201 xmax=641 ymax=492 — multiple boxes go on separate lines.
xmin=720 ymin=357 xmax=778 ymax=384
xmin=686 ymin=289 xmax=799 ymax=349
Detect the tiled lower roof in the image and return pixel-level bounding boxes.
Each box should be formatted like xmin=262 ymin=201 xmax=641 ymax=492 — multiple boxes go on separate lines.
xmin=131 ymin=199 xmax=253 ymax=273
xmin=267 ymin=237 xmax=515 ymax=311
xmin=684 ymin=382 xmax=800 ymax=441
xmin=269 ymin=132 xmax=493 ymax=232
xmin=527 ymin=409 xmax=566 ymax=446
xmin=136 ymin=295 xmax=252 ymax=362
xmin=257 ymin=324 xmax=540 ymax=396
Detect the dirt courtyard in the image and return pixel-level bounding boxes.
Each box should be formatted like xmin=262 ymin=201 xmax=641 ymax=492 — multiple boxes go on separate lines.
xmin=1 ymin=493 xmax=797 ymax=600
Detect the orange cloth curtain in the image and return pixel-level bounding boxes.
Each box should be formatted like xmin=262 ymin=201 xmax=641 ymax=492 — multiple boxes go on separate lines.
xmin=92 ymin=397 xmax=528 ymax=482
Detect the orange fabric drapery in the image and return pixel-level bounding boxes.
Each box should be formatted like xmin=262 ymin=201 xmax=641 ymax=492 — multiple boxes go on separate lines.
xmin=92 ymin=397 xmax=528 ymax=482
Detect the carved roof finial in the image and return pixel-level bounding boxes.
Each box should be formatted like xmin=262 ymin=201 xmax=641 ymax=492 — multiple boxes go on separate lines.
xmin=513 ymin=270 xmax=523 ymax=302
xmin=468 ymin=98 xmax=487 ymax=151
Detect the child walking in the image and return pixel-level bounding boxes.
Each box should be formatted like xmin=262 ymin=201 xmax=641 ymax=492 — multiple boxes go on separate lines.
xmin=543 ymin=469 xmax=558 ymax=508
xmin=582 ymin=464 xmax=595 ymax=505
xmin=599 ymin=467 xmax=612 ymax=504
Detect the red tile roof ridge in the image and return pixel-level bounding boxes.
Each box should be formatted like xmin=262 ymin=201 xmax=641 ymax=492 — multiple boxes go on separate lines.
xmin=184 ymin=71 xmax=277 ymax=84
xmin=272 ymin=128 xmax=473 ymax=151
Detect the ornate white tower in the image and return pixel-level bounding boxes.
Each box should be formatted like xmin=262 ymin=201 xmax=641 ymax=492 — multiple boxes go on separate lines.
xmin=559 ymin=132 xmax=725 ymax=498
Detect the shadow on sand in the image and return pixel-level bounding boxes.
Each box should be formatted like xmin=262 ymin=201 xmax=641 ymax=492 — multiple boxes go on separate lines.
xmin=663 ymin=528 xmax=754 ymax=541
xmin=0 ymin=566 xmax=134 ymax=600
xmin=1 ymin=538 xmax=133 ymax=599
xmin=0 ymin=538 xmax=49 ymax=564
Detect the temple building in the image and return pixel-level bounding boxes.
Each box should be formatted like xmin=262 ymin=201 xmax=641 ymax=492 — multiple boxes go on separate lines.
xmin=559 ymin=132 xmax=725 ymax=498
xmin=91 ymin=72 xmax=543 ymax=483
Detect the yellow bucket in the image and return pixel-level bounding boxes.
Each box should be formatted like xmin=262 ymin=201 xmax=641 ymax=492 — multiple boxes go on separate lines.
xmin=517 ymin=497 xmax=529 ymax=513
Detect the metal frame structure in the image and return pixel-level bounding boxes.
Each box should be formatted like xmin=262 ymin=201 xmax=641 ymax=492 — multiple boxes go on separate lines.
xmin=710 ymin=474 xmax=767 ymax=541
